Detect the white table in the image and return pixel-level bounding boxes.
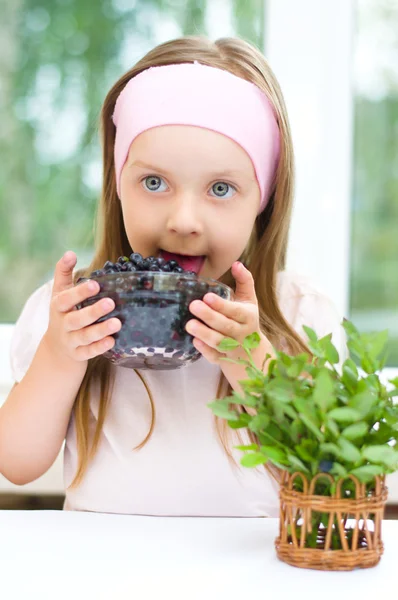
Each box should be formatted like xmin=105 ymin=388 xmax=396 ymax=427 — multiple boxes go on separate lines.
xmin=1 ymin=512 xmax=397 ymax=600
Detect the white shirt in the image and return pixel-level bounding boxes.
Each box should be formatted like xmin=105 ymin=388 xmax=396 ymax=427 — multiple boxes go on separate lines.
xmin=9 ymin=270 xmax=347 ymax=517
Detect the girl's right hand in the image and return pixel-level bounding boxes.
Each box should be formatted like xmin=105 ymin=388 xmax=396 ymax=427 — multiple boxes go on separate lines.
xmin=43 ymin=251 xmax=121 ymax=364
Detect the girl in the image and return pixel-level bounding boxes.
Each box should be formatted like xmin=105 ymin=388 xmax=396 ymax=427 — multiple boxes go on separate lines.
xmin=2 ymin=36 xmax=346 ymax=517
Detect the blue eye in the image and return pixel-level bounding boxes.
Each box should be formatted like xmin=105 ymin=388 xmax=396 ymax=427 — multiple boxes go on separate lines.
xmin=142 ymin=176 xmax=168 ymax=192
xmin=210 ymin=182 xmax=236 ymax=198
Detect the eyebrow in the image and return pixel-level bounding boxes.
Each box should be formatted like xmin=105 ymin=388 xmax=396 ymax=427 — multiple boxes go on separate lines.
xmin=128 ymin=159 xmax=250 ymax=180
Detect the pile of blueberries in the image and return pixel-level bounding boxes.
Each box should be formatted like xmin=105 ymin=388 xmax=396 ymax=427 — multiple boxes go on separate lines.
xmin=85 ymin=252 xmax=197 ymax=277
xmin=76 ymin=251 xmax=230 ymax=370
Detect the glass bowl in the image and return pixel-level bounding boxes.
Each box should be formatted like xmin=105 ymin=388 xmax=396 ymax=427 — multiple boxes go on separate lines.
xmin=76 ymin=272 xmax=233 ymax=370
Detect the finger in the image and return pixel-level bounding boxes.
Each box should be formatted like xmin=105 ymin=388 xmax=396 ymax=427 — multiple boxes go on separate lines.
xmin=186 ymin=319 xmax=228 ymax=351
xmin=192 ymin=338 xmax=226 ymax=365
xmin=52 ymin=251 xmax=77 ymax=296
xmin=189 ymin=299 xmax=241 ymax=338
xmin=231 ymin=261 xmax=257 ymax=304
xmin=200 ymin=294 xmax=248 ymax=324
xmin=65 ymin=296 xmax=116 ymax=332
xmin=74 ymin=336 xmax=116 ymax=361
xmin=70 ymin=317 xmax=122 ymax=348
xmin=55 ymin=279 xmax=100 ymax=314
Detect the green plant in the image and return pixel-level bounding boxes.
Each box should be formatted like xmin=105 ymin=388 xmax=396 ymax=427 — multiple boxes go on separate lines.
xmin=208 ymin=320 xmax=398 ymax=488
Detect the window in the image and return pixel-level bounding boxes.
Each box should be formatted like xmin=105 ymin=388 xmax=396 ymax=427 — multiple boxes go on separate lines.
xmin=350 ymin=0 xmax=398 ymax=367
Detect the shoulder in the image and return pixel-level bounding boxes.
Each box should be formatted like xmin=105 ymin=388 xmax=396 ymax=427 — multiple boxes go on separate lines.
xmin=276 ymin=270 xmax=340 ymax=319
xmin=276 ymin=269 xmax=332 ymax=300
xmin=15 ymin=278 xmax=54 ymax=328
xmin=275 ymin=270 xmax=347 ymax=359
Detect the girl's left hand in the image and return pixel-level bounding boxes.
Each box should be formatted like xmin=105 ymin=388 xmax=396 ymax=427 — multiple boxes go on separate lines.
xmin=185 ymin=261 xmax=272 ymax=368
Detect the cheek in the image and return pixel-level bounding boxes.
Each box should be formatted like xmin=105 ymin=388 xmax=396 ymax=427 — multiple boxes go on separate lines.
xmin=120 ymin=195 xmax=162 ymax=250
xmin=212 ymin=214 xmax=254 ymax=254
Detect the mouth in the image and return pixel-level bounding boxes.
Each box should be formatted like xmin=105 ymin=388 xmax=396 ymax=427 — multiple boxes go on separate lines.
xmin=159 ymin=249 xmax=206 ymax=275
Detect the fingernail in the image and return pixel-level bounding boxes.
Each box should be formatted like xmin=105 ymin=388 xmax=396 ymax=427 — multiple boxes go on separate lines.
xmin=63 ymin=251 xmax=74 ymax=264
xmin=88 ymin=280 xmax=98 ymax=291
xmin=204 ymin=293 xmax=216 ymax=304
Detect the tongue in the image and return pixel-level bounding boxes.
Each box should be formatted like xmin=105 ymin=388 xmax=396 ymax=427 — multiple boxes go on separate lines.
xmin=160 ymin=251 xmax=205 ymax=274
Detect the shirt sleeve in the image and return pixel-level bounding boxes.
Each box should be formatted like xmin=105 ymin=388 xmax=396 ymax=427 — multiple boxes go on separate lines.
xmin=278 ymin=271 xmax=348 ymax=368
xmin=9 ymin=280 xmax=53 ymax=383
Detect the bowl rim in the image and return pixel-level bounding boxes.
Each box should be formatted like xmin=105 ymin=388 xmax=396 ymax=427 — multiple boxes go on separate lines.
xmin=78 ymin=271 xmax=233 ymax=294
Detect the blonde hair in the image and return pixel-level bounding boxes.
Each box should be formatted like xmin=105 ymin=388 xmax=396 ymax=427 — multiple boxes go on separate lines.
xmin=69 ymin=35 xmax=309 ymax=489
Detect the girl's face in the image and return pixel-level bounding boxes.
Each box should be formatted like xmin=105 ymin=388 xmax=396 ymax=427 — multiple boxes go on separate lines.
xmin=119 ymin=125 xmax=260 ymax=280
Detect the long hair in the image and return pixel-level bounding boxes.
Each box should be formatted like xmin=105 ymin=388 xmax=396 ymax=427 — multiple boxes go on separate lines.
xmin=68 ymin=35 xmax=309 ymax=489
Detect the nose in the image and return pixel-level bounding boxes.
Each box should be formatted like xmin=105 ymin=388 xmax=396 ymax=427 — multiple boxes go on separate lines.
xmin=166 ymin=193 xmax=204 ymax=237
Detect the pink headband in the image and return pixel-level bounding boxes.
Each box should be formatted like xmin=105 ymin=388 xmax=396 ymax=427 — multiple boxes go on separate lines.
xmin=112 ymin=62 xmax=280 ymax=213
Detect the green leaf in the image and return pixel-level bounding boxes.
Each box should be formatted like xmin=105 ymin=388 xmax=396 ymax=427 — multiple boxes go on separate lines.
xmin=300 ymin=414 xmax=324 ymax=441
xmin=320 ymin=443 xmax=340 ymax=456
xmin=248 ymin=414 xmax=270 ymax=432
xmin=342 ymin=421 xmax=368 ymax=440
xmin=286 ymin=361 xmax=304 ymax=379
xmin=227 ymin=413 xmax=252 ymax=429
xmin=307 ymin=340 xmax=324 ymax=358
xmin=341 ymin=364 xmax=358 ymax=393
xmin=342 ymin=320 xmax=360 ymax=338
xmin=217 ymin=337 xmax=240 ymax=352
xmin=344 ymin=358 xmax=359 ymax=378
xmin=362 ymin=445 xmax=398 ymax=468
xmin=328 ymin=407 xmax=361 ymax=423
xmin=330 ymin=462 xmax=348 ymax=478
xmin=281 ymin=404 xmax=298 ymax=420
xmin=361 ymin=355 xmax=377 ymax=375
xmin=302 ymin=325 xmax=318 ymax=343
xmin=367 ymin=329 xmax=389 ymax=360
xmin=207 ymin=401 xmax=238 ymax=421
xmin=293 ymin=398 xmax=320 ymax=425
xmin=319 ymin=334 xmax=340 ymax=365
xmin=266 ymin=379 xmax=295 ymax=403
xmin=350 ymin=465 xmax=385 ymax=483
xmin=348 ymin=390 xmax=377 ymax=419
xmin=295 ymin=441 xmax=317 ymax=462
xmin=337 ymin=438 xmax=361 ymax=463
xmin=326 ymin=418 xmax=340 ymax=438
xmin=234 ymin=444 xmax=258 ymax=452
xmin=286 ymin=454 xmax=310 ymax=474
xmin=243 ymin=332 xmax=261 ymax=350
xmin=240 ymin=452 xmax=268 ymax=468
xmin=259 ymin=445 xmax=287 ymax=463
xmin=313 ymin=368 xmax=336 ymax=412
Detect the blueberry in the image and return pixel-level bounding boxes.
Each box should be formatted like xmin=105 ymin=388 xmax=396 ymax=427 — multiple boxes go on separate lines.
xmin=160 ymin=263 xmax=171 ymax=272
xmin=118 ymin=256 xmax=129 ymax=264
xmin=174 ymin=266 xmax=184 ymax=273
xmin=126 ymin=263 xmax=137 ymax=272
xmin=103 ymin=260 xmax=115 ymax=270
xmin=149 ymin=264 xmax=161 ymax=272
xmin=140 ymin=259 xmax=150 ymax=270
xmin=319 ymin=460 xmax=333 ymax=473
xmin=130 ymin=252 xmax=143 ymax=264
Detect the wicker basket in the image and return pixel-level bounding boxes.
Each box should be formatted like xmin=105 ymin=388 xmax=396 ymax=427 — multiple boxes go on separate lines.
xmin=275 ymin=471 xmax=388 ymax=571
